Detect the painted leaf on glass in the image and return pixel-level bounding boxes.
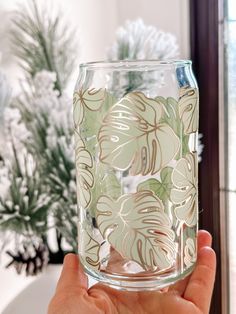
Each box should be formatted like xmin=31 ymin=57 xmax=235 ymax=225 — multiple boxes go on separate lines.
xmin=157 ymin=96 xmax=180 ymax=134
xmin=184 ymin=238 xmax=197 ymax=268
xmin=98 ymin=92 xmax=180 ymax=175
xmin=75 ymin=133 xmax=94 ymax=208
xmin=81 ymin=92 xmax=117 ymax=139
xmin=79 ymin=224 xmax=100 ymax=270
xmin=157 ymin=96 xmax=190 ymax=157
xmin=89 ymin=164 xmax=121 ymax=217
xmin=73 ymin=88 xmax=106 ymax=127
xmin=137 ymin=166 xmax=173 ymax=203
xmin=179 ymin=87 xmax=199 ymax=134
xmin=170 ymin=153 xmax=198 ymax=227
xmin=96 ymin=190 xmax=176 ymax=271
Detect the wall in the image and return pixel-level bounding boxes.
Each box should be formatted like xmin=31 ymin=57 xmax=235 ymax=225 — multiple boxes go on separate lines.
xmin=116 ymin=0 xmax=190 ymax=58
xmin=0 ymin=0 xmax=190 ymax=86
xmin=65 ymin=0 xmax=190 ymax=62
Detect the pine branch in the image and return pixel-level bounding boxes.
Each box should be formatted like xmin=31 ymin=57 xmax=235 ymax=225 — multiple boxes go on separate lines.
xmin=12 ymin=73 xmax=77 ymax=250
xmin=0 ymin=72 xmax=12 ymax=120
xmin=107 ymin=19 xmax=180 ymax=93
xmin=53 ymin=201 xmax=77 ymax=252
xmin=1 ymin=2 xmax=79 ymax=267
xmin=0 ymin=151 xmax=53 ymax=236
xmin=11 ymin=0 xmax=77 ymax=92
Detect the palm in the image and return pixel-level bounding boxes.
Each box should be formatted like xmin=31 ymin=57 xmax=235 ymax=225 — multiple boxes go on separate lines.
xmin=48 ymin=231 xmax=216 ymax=314
xmin=88 ymin=284 xmax=199 ymax=314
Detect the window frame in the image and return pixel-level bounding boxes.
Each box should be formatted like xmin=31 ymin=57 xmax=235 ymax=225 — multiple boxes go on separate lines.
xmin=190 ymin=0 xmax=229 ymax=313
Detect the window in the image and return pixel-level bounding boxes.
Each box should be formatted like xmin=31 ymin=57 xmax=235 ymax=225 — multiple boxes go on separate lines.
xmin=225 ymin=0 xmax=236 ymax=311
xmin=191 ymin=0 xmax=236 ymax=313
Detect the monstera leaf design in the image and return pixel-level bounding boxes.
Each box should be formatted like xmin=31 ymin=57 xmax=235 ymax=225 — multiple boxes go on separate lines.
xmin=98 ymin=92 xmax=180 ymax=175
xmin=81 ymin=92 xmax=117 ymax=140
xmin=75 ymin=133 xmax=94 ymax=208
xmin=89 ymin=164 xmax=121 ymax=217
xmin=73 ymin=88 xmax=105 ymax=127
xmin=179 ymin=87 xmax=199 ymax=134
xmin=157 ymin=96 xmax=181 ymax=134
xmin=184 ymin=238 xmax=197 ymax=268
xmin=137 ymin=166 xmax=173 ymax=204
xmin=79 ymin=224 xmax=100 ymax=270
xmin=170 ymin=153 xmax=198 ymax=227
xmin=96 ymin=190 xmax=176 ymax=271
xmin=157 ymin=96 xmax=190 ymax=157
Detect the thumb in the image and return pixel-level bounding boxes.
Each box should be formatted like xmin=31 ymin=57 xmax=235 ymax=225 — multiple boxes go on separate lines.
xmin=184 ymin=247 xmax=216 ymax=313
xmin=56 ymin=253 xmax=88 ymax=293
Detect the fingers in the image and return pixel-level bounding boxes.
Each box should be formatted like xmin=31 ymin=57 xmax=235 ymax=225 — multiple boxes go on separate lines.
xmin=197 ymin=230 xmax=212 ymax=250
xmin=56 ymin=253 xmax=88 ymax=293
xmin=168 ymin=274 xmax=189 ymax=295
xmin=169 ymin=230 xmax=212 ymax=296
xmin=184 ymin=246 xmax=216 ymax=313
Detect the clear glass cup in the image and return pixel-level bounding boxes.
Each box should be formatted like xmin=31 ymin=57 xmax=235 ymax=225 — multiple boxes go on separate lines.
xmin=73 ymin=60 xmax=199 ymax=291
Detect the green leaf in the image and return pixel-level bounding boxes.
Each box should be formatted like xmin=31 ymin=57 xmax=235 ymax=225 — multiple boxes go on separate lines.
xmin=157 ymin=96 xmax=190 ymax=158
xmin=182 ymin=134 xmax=190 ymax=156
xmin=80 ymin=91 xmax=117 ymax=138
xmin=73 ymin=88 xmax=107 ymax=127
xmin=137 ymin=166 xmax=173 ymax=203
xmin=158 ymin=96 xmax=180 ymax=134
xmin=89 ymin=163 xmax=121 ymax=217
xmin=76 ymin=91 xmax=119 ymax=213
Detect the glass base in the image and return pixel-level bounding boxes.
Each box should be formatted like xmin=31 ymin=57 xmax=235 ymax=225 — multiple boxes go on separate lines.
xmin=84 ymin=264 xmax=196 ymax=291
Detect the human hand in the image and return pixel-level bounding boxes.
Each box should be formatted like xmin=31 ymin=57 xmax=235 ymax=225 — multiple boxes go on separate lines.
xmin=48 ymin=230 xmax=216 ymax=314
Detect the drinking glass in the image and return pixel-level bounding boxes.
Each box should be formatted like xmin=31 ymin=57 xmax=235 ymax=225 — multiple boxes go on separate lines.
xmin=73 ymin=60 xmax=199 ymax=291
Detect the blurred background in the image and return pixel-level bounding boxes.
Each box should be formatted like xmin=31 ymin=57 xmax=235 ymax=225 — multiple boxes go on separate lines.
xmin=0 ymin=0 xmax=190 ymax=93
xmin=0 ymin=0 xmax=189 ymax=311
xmin=0 ymin=0 xmax=235 ymax=313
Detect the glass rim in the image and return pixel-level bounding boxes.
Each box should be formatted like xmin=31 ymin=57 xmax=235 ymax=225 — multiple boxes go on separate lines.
xmin=79 ymin=59 xmax=192 ymax=70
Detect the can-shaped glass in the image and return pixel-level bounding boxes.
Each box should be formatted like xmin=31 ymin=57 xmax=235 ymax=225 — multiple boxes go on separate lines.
xmin=73 ymin=60 xmax=199 ymax=291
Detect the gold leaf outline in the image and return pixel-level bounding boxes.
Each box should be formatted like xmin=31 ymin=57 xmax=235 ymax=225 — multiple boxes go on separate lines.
xmin=75 ymin=131 xmax=94 ymax=208
xmin=170 ymin=152 xmax=198 ymax=227
xmin=73 ymin=88 xmax=106 ymax=127
xmin=98 ymin=91 xmax=180 ymax=175
xmin=96 ymin=190 xmax=176 ymax=271
xmin=179 ymin=87 xmax=199 ymax=135
xmin=79 ymin=223 xmax=100 ymax=270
